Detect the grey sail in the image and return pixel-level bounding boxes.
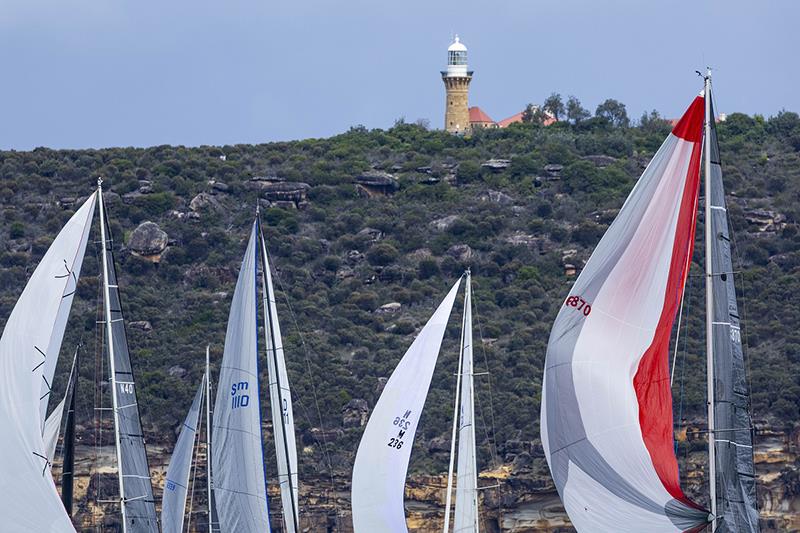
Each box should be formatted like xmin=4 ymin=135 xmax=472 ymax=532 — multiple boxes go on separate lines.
xmin=162 ymin=375 xmax=204 ymax=533
xmin=99 ymin=195 xmax=159 ymax=532
xmin=707 ymin=98 xmax=760 ymax=532
xmin=211 ymin=223 xmax=271 ymax=532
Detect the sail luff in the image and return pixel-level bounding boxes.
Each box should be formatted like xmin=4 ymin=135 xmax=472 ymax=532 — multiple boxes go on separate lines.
xmin=454 ymin=272 xmax=479 ymax=533
xmin=706 ymin=89 xmax=760 ymax=532
xmin=352 ymin=278 xmax=462 ymax=532
xmin=258 ymin=223 xmax=300 ymax=532
xmin=61 ymin=347 xmax=78 ymax=516
xmin=99 ymin=184 xmax=159 ymax=532
xmin=443 ymin=276 xmax=468 ymax=533
xmin=205 ymin=345 xmax=219 ymax=533
xmin=703 ymin=72 xmax=718 ymax=531
xmin=42 ymin=348 xmax=79 ymax=465
xmin=211 ymin=222 xmax=271 ymax=532
xmin=162 ymin=377 xmax=205 ymax=533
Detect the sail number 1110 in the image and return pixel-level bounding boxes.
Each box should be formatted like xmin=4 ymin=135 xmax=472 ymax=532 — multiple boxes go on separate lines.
xmin=565 ymin=295 xmax=592 ymax=316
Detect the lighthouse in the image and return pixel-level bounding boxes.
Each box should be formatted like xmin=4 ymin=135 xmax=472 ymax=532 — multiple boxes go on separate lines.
xmin=441 ymin=35 xmax=473 ymax=134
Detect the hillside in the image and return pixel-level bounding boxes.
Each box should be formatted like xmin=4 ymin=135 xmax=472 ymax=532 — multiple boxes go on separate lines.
xmin=2 ymin=108 xmax=800 ymax=530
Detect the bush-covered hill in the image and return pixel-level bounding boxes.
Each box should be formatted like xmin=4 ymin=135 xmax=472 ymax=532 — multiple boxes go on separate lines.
xmin=1 ymin=106 xmax=800 ymax=482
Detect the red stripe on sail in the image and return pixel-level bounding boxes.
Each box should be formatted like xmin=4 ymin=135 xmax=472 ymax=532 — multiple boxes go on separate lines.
xmin=671 ymin=96 xmax=705 ymax=142
xmin=633 ymin=97 xmax=704 ymax=506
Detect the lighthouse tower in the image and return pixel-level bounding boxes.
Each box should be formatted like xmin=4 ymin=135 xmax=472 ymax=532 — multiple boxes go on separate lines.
xmin=441 ymin=35 xmax=473 ymax=134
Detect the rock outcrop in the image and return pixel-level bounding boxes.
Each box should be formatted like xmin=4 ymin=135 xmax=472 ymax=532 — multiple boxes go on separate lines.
xmin=128 ymin=221 xmax=168 ymax=261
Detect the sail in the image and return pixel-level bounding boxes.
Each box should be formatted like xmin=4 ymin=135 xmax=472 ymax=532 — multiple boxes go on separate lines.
xmin=99 ymin=199 xmax=158 ymax=532
xmin=162 ymin=375 xmax=205 ymax=533
xmin=707 ymin=98 xmax=760 ymax=532
xmin=0 ymin=193 xmax=95 ymax=532
xmin=540 ymin=96 xmax=710 ymax=532
xmin=43 ymin=349 xmax=79 ymax=466
xmin=352 ymin=279 xmax=462 ymax=532
xmin=258 ymin=226 xmax=300 ymax=532
xmin=212 ymin=223 xmax=271 ymax=532
xmin=453 ymin=276 xmax=479 ymax=532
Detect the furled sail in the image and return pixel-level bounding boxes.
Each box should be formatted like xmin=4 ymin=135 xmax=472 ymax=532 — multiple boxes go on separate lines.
xmin=99 ymin=194 xmax=158 ymax=532
xmin=212 ymin=223 xmax=272 ymax=532
xmin=453 ymin=275 xmax=479 ymax=532
xmin=258 ymin=225 xmax=300 ymax=532
xmin=540 ymin=96 xmax=710 ymax=532
xmin=352 ymin=279 xmax=462 ymax=532
xmin=162 ymin=375 xmax=205 ymax=533
xmin=0 ymin=193 xmax=95 ymax=532
xmin=707 ymin=98 xmax=760 ymax=532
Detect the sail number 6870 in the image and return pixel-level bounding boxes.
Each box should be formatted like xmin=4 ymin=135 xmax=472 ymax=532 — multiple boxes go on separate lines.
xmin=565 ymin=295 xmax=592 ymax=316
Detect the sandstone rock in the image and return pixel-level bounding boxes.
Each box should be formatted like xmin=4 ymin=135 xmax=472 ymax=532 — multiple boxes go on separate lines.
xmin=189 ymin=192 xmax=220 ymax=212
xmin=168 ymin=365 xmax=187 ymax=379
xmin=544 ymin=163 xmax=564 ymax=176
xmin=447 ymin=244 xmax=473 ymax=262
xmin=262 ymin=181 xmax=311 ymax=204
xmin=128 ymin=221 xmax=168 ymax=257
xmin=346 ymin=250 xmax=364 ymax=263
xmin=481 ymin=189 xmax=514 ymax=205
xmin=210 ymin=181 xmax=230 ymax=193
xmin=427 ymin=436 xmax=449 ymax=453
xmin=128 ymin=320 xmax=152 ymax=332
xmin=357 ymin=227 xmax=383 ymax=242
xmin=430 ymin=214 xmax=460 ymax=231
xmin=375 ymin=302 xmax=402 ymax=314
xmin=341 ymin=399 xmax=369 ymax=428
xmin=354 ymin=170 xmax=399 ymax=196
xmin=481 ymin=158 xmax=511 ymax=171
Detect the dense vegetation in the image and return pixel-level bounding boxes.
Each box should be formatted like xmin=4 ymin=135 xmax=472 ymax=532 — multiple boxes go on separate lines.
xmin=1 ymin=100 xmax=799 ymax=480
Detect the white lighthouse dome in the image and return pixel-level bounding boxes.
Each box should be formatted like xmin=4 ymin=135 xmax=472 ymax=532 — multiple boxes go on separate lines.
xmin=446 ymin=35 xmax=468 ymax=77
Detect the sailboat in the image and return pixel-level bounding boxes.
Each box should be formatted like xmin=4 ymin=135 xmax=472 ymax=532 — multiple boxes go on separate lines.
xmin=211 ymin=216 xmax=300 ymax=532
xmin=540 ymin=71 xmax=759 ymax=532
xmin=352 ymin=272 xmax=483 ymax=532
xmin=0 ymin=180 xmax=158 ymax=531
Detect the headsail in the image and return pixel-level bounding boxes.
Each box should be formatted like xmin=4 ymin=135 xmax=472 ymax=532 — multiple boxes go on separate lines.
xmin=352 ymin=279 xmax=462 ymax=532
xmin=453 ymin=274 xmax=479 ymax=532
xmin=258 ymin=224 xmax=300 ymax=532
xmin=540 ymin=96 xmax=709 ymax=532
xmin=0 ymin=193 xmax=95 ymax=532
xmin=43 ymin=349 xmax=79 ymax=466
xmin=212 ymin=223 xmax=271 ymax=532
xmin=98 ymin=190 xmax=159 ymax=532
xmin=707 ymin=96 xmax=760 ymax=532
xmin=162 ymin=375 xmax=205 ymax=533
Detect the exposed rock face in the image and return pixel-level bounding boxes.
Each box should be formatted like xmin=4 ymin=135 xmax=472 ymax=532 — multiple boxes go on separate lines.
xmin=745 ymin=209 xmax=787 ymax=232
xmin=447 ymin=243 xmax=473 ymax=262
xmin=189 ymin=192 xmax=220 ymax=212
xmin=128 ymin=221 xmax=168 ymax=260
xmin=342 ymin=399 xmax=369 ymax=428
xmin=128 ymin=320 xmax=153 ymax=332
xmin=262 ymin=181 xmax=311 ymax=206
xmin=375 ymin=302 xmax=402 ymax=314
xmin=482 ymin=159 xmax=511 ymax=172
xmin=357 ymin=227 xmax=384 ymax=242
xmin=430 ymin=215 xmax=460 ymax=231
xmin=481 ymin=190 xmax=514 ymax=205
xmin=544 ymin=164 xmax=563 ymax=177
xmin=355 ymin=170 xmax=399 ymax=196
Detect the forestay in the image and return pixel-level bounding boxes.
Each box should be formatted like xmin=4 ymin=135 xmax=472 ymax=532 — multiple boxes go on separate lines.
xmin=352 ymin=279 xmax=462 ymax=533
xmin=212 ymin=223 xmax=271 ymax=532
xmin=540 ymin=96 xmax=710 ymax=532
xmin=162 ymin=376 xmax=205 ymax=533
xmin=258 ymin=226 xmax=300 ymax=532
xmin=0 ymin=194 xmax=95 ymax=532
xmin=707 ymin=98 xmax=760 ymax=532
xmin=453 ymin=276 xmax=479 ymax=533
xmin=99 ymin=202 xmax=159 ymax=532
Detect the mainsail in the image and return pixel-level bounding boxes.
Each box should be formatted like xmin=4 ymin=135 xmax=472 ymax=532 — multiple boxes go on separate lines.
xmin=212 ymin=222 xmax=271 ymax=532
xmin=162 ymin=375 xmax=205 ymax=533
xmin=352 ymin=279 xmax=462 ymax=532
xmin=706 ymin=95 xmax=760 ymax=531
xmin=258 ymin=224 xmax=300 ymax=532
xmin=0 ymin=193 xmax=95 ymax=531
xmin=540 ymin=96 xmax=710 ymax=532
xmin=98 ymin=189 xmax=159 ymax=532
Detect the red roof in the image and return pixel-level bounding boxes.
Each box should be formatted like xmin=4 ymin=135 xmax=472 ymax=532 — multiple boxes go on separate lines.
xmin=469 ymin=106 xmax=495 ymax=124
xmin=498 ymin=109 xmax=557 ymax=128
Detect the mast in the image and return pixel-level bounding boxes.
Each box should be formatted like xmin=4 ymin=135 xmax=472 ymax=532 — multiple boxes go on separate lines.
xmin=61 ymin=346 xmax=79 ymax=516
xmin=98 ymin=178 xmax=129 ymax=531
xmin=704 ymin=68 xmax=718 ymax=530
xmin=257 ymin=218 xmax=300 ymax=533
xmin=205 ymin=345 xmax=215 ymax=533
xmin=442 ymin=273 xmax=468 ymax=533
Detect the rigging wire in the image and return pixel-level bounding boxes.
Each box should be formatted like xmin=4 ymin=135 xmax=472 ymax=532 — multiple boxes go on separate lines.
xmin=186 ymin=400 xmax=202 ymax=533
xmin=271 ymin=262 xmax=342 ymax=532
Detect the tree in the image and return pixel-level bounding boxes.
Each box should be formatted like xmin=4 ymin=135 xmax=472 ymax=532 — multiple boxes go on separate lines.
xmin=566 ymin=96 xmax=590 ymax=124
xmin=595 ymin=99 xmax=630 ymax=128
xmin=543 ymin=93 xmax=565 ymax=121
xmin=521 ymin=104 xmax=547 ymax=125
xmin=639 ymin=110 xmax=670 ymax=134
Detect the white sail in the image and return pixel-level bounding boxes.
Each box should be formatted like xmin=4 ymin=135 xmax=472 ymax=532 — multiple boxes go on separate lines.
xmin=212 ymin=223 xmax=271 ymax=532
xmin=162 ymin=375 xmax=205 ymax=533
xmin=43 ymin=395 xmax=67 ymax=466
xmin=258 ymin=226 xmax=300 ymax=532
xmin=453 ymin=275 xmax=479 ymax=533
xmin=0 ymin=193 xmax=96 ymax=532
xmin=352 ymin=279 xmax=462 ymax=532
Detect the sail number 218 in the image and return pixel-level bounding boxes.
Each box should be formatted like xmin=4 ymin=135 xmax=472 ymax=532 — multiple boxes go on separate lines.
xmin=565 ymin=295 xmax=592 ymax=317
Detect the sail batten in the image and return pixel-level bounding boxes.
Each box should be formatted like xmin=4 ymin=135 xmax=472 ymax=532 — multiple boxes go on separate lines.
xmin=352 ymin=279 xmax=462 ymax=532
xmin=541 ymin=96 xmax=709 ymax=532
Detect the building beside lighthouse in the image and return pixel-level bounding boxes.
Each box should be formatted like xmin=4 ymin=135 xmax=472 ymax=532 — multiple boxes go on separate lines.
xmin=441 ymin=35 xmax=557 ymax=133
xmin=441 ymin=36 xmax=473 ymax=134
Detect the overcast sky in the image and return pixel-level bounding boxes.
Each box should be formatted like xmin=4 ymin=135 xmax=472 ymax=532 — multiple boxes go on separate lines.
xmin=1 ymin=0 xmax=797 ymax=150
